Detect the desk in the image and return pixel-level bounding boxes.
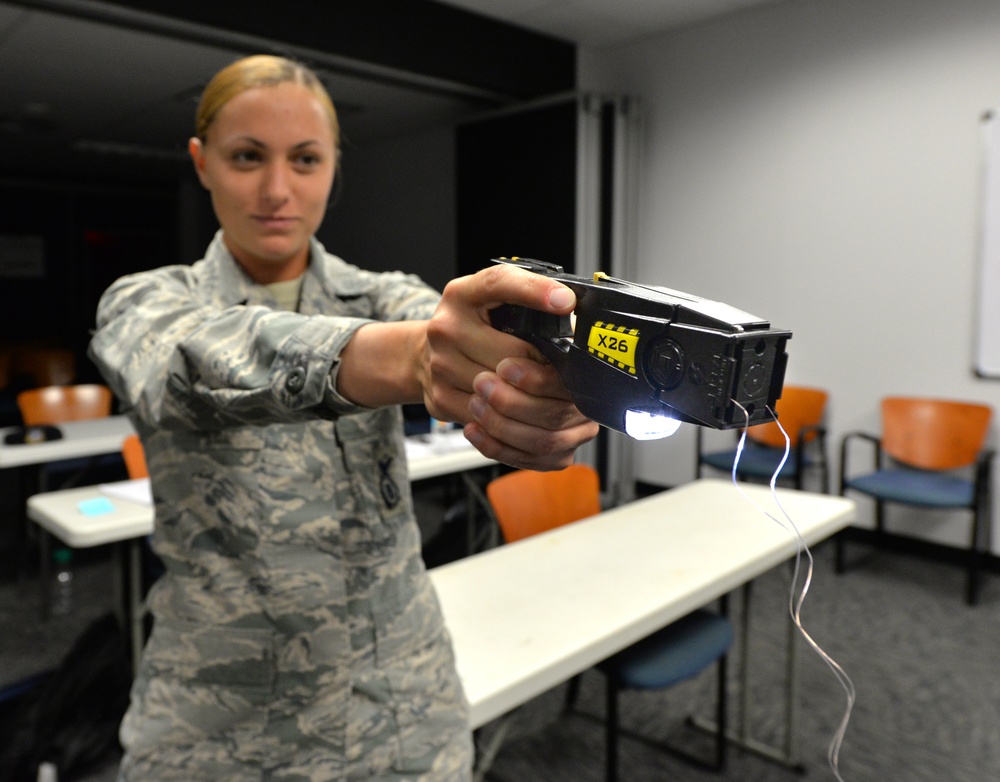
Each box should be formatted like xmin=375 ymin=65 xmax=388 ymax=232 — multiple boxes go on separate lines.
xmin=428 ymin=479 xmax=855 ymax=736
xmin=2 ymin=415 xmax=135 ymax=590
xmin=405 ymin=430 xmax=496 ymax=481
xmin=0 ymin=416 xmax=134 ymax=469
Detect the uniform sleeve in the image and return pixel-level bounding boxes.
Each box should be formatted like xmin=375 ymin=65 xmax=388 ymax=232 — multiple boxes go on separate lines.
xmin=341 ymin=266 xmax=441 ymax=324
xmin=88 ymin=267 xmax=380 ymax=431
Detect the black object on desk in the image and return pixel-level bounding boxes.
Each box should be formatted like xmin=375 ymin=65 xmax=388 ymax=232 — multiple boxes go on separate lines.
xmin=4 ymin=426 xmax=63 ymax=445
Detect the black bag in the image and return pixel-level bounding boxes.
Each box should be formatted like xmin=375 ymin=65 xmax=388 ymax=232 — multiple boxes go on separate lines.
xmin=0 ymin=613 xmax=132 ymax=782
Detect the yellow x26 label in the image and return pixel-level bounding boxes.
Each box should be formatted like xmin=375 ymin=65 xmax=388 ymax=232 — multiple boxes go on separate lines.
xmin=587 ymin=322 xmax=639 ymax=374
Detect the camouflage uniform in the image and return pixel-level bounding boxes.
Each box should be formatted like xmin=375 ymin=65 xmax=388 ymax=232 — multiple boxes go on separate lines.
xmin=89 ymin=232 xmax=473 ymax=781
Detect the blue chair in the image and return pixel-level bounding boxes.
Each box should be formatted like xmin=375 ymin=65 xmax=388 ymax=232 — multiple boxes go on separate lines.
xmin=486 ymin=465 xmax=732 ymax=780
xmin=837 ymin=396 xmax=994 ymax=605
xmin=697 ymin=385 xmax=830 ymax=491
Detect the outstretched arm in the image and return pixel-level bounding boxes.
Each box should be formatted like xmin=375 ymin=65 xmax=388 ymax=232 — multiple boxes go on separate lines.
xmin=337 ymin=263 xmax=599 ymax=471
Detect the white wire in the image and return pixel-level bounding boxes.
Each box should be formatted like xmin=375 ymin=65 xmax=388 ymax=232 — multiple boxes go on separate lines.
xmin=729 ymin=401 xmax=856 ymax=781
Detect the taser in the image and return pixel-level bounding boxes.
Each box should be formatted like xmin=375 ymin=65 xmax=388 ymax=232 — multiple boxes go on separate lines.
xmin=489 ymin=257 xmax=792 ymax=439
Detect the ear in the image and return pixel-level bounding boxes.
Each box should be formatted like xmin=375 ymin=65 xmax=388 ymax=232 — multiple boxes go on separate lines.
xmin=189 ymin=137 xmax=209 ymax=188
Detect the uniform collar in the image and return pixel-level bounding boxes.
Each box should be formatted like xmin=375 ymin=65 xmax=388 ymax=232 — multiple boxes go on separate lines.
xmin=203 ymin=230 xmax=364 ymax=308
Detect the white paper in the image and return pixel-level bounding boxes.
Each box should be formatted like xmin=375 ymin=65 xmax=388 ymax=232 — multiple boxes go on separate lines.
xmin=100 ymin=478 xmax=152 ymax=506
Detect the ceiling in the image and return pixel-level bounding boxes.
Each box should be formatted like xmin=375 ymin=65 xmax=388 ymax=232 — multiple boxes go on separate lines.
xmin=438 ymin=0 xmax=788 ymax=48
xmin=0 ymin=0 xmax=787 ymax=181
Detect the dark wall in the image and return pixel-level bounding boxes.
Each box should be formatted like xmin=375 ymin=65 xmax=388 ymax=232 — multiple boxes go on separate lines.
xmin=97 ymin=0 xmax=576 ymax=100
xmin=456 ymin=100 xmax=578 ymax=277
xmin=0 ymin=178 xmax=181 ymax=384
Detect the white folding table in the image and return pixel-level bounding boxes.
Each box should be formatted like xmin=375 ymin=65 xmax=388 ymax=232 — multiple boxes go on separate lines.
xmin=0 ymin=416 xmax=134 ymax=469
xmin=429 ymin=478 xmax=855 ymax=770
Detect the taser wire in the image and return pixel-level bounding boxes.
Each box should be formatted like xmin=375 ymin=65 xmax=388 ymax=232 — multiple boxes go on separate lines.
xmin=729 ymin=400 xmax=856 ymax=782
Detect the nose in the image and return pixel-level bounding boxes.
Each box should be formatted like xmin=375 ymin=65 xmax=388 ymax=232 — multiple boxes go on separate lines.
xmin=260 ymin=161 xmax=291 ymax=207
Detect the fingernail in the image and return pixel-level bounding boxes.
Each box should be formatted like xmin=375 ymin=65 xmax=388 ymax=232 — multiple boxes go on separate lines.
xmin=549 ymin=287 xmax=574 ymax=310
xmin=473 ymin=376 xmax=494 ymax=400
xmin=469 ymin=395 xmax=487 ymax=420
xmin=496 ymin=359 xmax=523 ymax=386
xmin=465 ymin=425 xmax=483 ymax=446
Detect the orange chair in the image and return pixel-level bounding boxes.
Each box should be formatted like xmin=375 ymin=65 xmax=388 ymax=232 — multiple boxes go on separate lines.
xmin=838 ymin=397 xmax=994 ymax=605
xmin=697 ymin=385 xmax=830 ymax=491
xmin=17 ymin=384 xmax=112 ymax=426
xmin=486 ymin=464 xmax=602 ymax=542
xmin=486 ymin=464 xmax=732 ymax=781
xmin=121 ymin=433 xmax=149 ymax=479
xmin=16 ymin=383 xmax=126 ymax=491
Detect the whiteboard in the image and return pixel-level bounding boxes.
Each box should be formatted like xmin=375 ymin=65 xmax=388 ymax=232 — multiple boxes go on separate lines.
xmin=976 ymin=111 xmax=1000 ymax=377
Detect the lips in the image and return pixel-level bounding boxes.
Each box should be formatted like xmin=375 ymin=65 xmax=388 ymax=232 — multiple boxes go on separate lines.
xmin=254 ymin=215 xmax=297 ymax=230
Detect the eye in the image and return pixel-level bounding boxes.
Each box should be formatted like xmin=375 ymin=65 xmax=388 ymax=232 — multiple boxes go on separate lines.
xmin=230 ymin=148 xmax=263 ymax=167
xmin=293 ymin=151 xmax=323 ymax=170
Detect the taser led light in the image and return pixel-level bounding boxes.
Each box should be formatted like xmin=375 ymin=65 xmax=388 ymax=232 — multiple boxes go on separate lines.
xmin=623 ymin=409 xmax=682 ymax=440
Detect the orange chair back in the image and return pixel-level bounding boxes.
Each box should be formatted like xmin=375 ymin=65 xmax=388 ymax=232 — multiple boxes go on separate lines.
xmin=746 ymin=386 xmax=828 ymax=449
xmin=486 ymin=463 xmax=601 ymax=543
xmin=122 ymin=433 xmax=149 ymax=479
xmin=17 ymin=384 xmax=113 ymax=426
xmin=880 ymin=397 xmax=992 ymax=471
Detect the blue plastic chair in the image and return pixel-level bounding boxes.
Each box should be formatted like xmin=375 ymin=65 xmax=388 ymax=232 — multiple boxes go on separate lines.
xmin=837 ymin=396 xmax=994 ymax=605
xmin=697 ymin=386 xmax=830 ymax=491
xmin=486 ymin=465 xmax=732 ymax=780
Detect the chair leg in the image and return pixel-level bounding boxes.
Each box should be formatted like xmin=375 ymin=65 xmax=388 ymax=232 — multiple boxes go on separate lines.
xmin=714 ymin=653 xmax=728 ymax=771
xmin=606 ymin=678 xmax=619 ymax=782
xmin=564 ymin=673 xmax=582 ymax=713
xmin=967 ymin=511 xmax=983 ymax=606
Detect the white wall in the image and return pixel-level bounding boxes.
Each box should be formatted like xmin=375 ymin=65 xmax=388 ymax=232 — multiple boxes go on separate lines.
xmin=320 ymin=125 xmax=457 ymax=293
xmin=580 ymin=0 xmax=1000 ymax=551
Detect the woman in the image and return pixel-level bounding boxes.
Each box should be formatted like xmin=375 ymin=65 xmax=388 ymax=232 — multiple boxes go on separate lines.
xmin=89 ymin=55 xmax=597 ymax=781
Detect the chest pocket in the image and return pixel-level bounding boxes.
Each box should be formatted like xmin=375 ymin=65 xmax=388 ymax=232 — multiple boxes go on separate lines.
xmin=336 ymin=408 xmax=409 ymax=519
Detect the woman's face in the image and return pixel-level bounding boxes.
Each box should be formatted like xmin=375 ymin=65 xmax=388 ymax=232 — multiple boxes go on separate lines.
xmin=189 ymin=81 xmax=337 ymax=283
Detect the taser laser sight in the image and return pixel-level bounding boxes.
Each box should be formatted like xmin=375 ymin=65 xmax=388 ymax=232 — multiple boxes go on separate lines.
xmin=489 ymin=257 xmax=792 ymax=440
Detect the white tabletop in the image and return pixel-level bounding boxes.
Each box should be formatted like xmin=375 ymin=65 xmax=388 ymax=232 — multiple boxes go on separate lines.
xmin=429 ymin=479 xmax=856 ymax=728
xmin=404 ymin=430 xmax=496 ymax=481
xmin=0 ymin=415 xmax=134 ymax=469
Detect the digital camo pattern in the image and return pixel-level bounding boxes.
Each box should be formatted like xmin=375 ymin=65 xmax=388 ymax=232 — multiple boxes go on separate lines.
xmin=89 ymin=233 xmax=472 ymax=781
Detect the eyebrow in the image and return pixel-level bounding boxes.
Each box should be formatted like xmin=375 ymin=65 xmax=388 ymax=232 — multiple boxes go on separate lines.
xmin=229 ymin=136 xmax=324 ymax=150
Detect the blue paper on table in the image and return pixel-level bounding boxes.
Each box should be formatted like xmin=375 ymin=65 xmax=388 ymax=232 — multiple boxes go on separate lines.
xmin=78 ymin=497 xmax=115 ymax=516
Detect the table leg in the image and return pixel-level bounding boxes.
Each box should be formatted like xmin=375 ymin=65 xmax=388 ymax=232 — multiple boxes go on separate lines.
xmin=691 ymin=579 xmax=806 ymax=772
xmin=128 ymin=538 xmax=143 ymax=675
xmin=461 ymin=467 xmax=499 ymax=555
xmin=114 ymin=538 xmax=144 ymax=675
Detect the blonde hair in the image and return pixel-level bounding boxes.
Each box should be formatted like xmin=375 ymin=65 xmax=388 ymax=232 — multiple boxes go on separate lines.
xmin=195 ymin=55 xmax=339 ymax=145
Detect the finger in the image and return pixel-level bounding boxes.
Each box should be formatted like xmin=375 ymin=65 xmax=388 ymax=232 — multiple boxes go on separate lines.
xmin=463 ymin=420 xmax=598 ymax=472
xmin=496 ymin=357 xmax=574 ymax=403
xmin=472 ymin=372 xmax=586 ymax=432
xmin=448 ymin=263 xmax=577 ymax=318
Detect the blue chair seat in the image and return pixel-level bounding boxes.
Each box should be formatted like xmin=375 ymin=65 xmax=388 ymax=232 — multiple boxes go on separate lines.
xmin=845 ymin=469 xmax=974 ymax=508
xmin=701 ymin=446 xmax=804 ymax=479
xmin=600 ymin=610 xmax=732 ymax=689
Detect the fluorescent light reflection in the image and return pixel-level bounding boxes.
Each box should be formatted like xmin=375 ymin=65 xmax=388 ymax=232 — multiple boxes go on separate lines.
xmin=624 ymin=409 xmax=682 ymax=440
